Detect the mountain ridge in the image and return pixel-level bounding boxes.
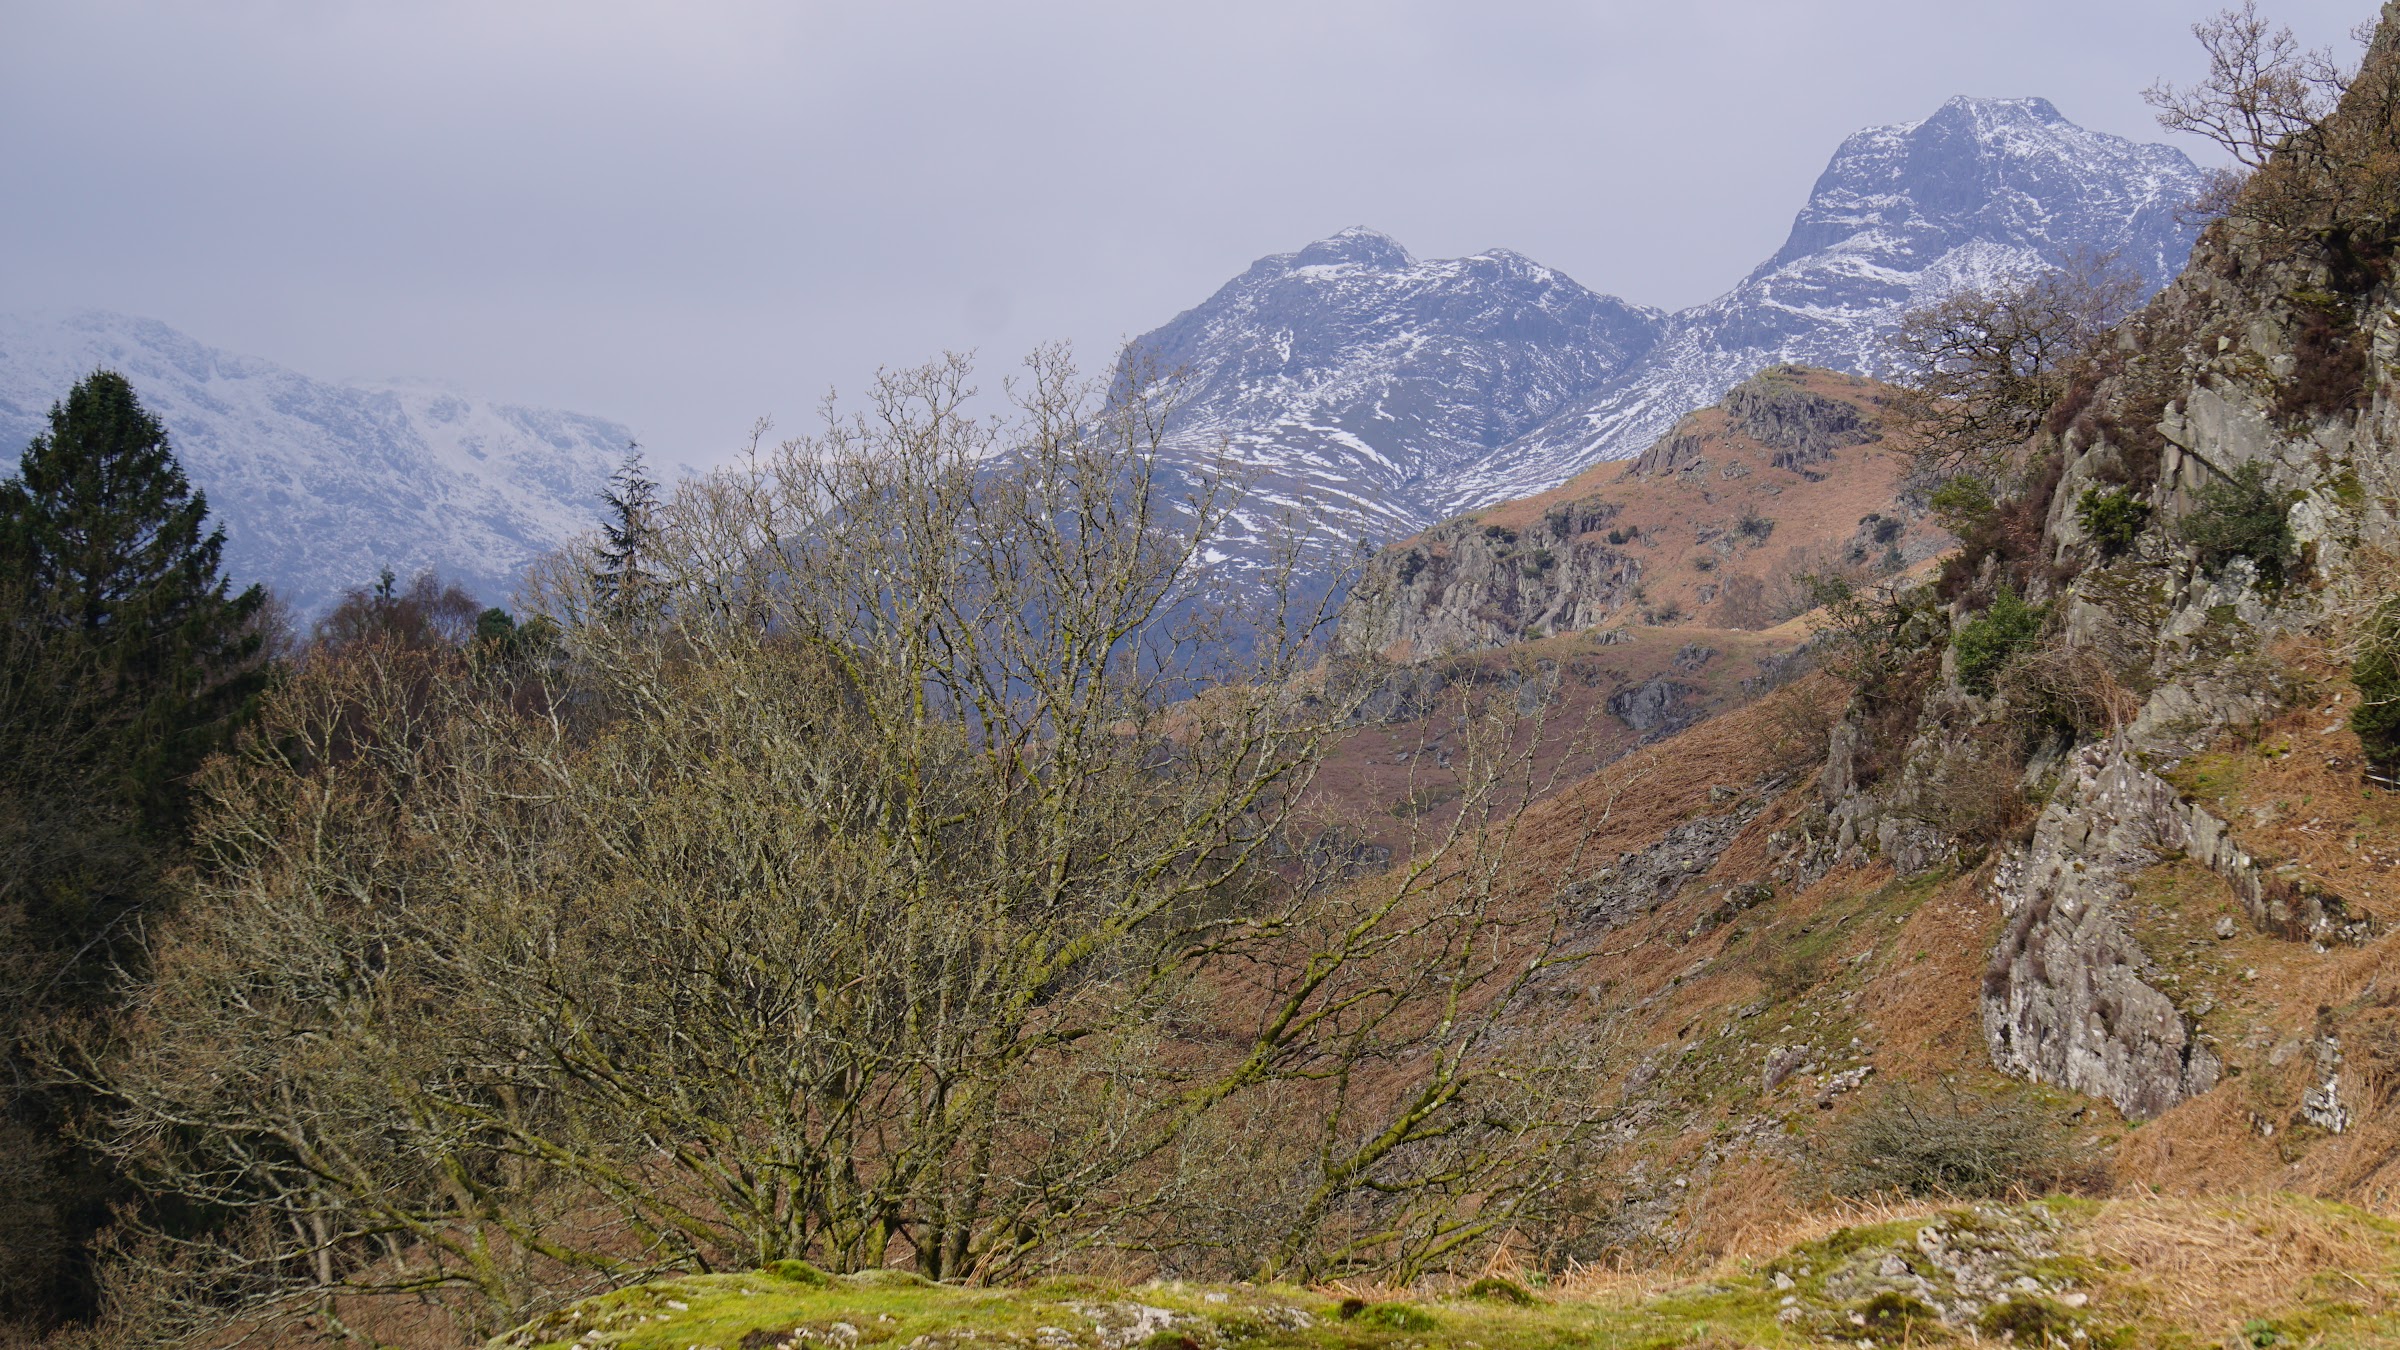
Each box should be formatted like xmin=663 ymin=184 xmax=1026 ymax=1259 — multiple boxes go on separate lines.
xmin=1124 ymin=226 xmax=1663 ymax=549
xmin=1448 ymin=95 xmax=2208 ymax=510
xmin=1131 ymin=96 xmax=2209 ymax=556
xmin=0 ymin=310 xmax=634 ymax=616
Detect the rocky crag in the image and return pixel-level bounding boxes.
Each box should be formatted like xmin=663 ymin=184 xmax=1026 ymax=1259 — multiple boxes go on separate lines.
xmin=1305 ymin=0 xmax=2400 ymax=1256
xmin=1338 ymin=366 xmax=1947 ymax=659
xmin=1792 ymin=11 xmax=2400 ymax=1130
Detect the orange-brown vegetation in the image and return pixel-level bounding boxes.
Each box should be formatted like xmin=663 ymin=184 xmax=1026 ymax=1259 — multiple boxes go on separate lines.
xmin=1470 ymin=368 xmax=1945 ymax=633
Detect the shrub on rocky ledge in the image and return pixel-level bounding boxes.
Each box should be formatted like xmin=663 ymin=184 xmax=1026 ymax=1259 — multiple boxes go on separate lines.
xmin=1953 ymin=587 xmax=2045 ymax=696
xmin=2074 ymin=486 xmax=2152 ymax=559
xmin=2179 ymin=461 xmax=2296 ymax=586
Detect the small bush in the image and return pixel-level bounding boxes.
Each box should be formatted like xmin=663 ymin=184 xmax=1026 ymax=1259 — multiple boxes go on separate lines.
xmin=1463 ymin=1277 xmax=1535 ymax=1305
xmin=1350 ymin=1304 xmax=1438 ymax=1332
xmin=1997 ymin=638 xmax=2139 ymax=744
xmin=1953 ymin=587 xmax=2046 ymax=696
xmin=1806 ymin=573 xmax=1948 ymax=702
xmin=1934 ymin=451 xmax=2064 ymax=602
xmin=761 ymin=1258 xmax=832 ymax=1286
xmin=2075 ymin=487 xmax=2152 ymax=559
xmin=1858 ymin=1291 xmax=1941 ymax=1338
xmin=1760 ymin=949 xmax=1823 ymax=1003
xmin=1829 ymin=1083 xmax=2069 ymax=1198
xmin=1760 ymin=685 xmax=1834 ymax=773
xmin=1915 ymin=735 xmax=2035 ymax=848
xmin=2179 ymin=461 xmax=2296 ymax=586
xmin=1930 ymin=476 xmax=1999 ymax=535
xmin=2354 ymin=597 xmax=2400 ymax=786
xmin=2274 ymin=301 xmax=2369 ymax=424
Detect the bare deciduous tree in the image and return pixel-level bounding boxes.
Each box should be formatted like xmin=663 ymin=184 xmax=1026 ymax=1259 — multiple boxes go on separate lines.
xmin=66 ymin=348 xmax=1633 ymax=1340
xmin=1889 ymin=254 xmax=2142 ymax=478
xmin=2143 ymin=2 xmax=2353 ymax=170
xmin=2145 ymin=4 xmax=2400 ymax=260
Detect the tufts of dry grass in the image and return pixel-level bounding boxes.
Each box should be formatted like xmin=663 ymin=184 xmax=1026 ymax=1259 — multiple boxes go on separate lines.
xmin=2082 ymin=1193 xmax=2400 ymax=1332
xmin=1562 ymin=1191 xmax=2400 ymax=1342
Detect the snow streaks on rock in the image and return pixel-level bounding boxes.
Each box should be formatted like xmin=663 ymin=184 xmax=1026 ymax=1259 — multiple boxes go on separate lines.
xmin=0 ymin=311 xmax=632 ymax=615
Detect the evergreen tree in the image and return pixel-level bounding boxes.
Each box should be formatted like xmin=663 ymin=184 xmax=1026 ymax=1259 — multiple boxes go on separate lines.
xmin=592 ymin=444 xmax=661 ymax=623
xmin=0 ymin=370 xmax=266 ymax=834
xmin=0 ymin=371 xmax=267 ymax=1325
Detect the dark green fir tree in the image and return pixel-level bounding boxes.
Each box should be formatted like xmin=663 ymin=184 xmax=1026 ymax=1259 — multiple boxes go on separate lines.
xmin=592 ymin=444 xmax=661 ymax=624
xmin=0 ymin=370 xmax=267 ymax=1324
xmin=1 ymin=369 xmax=266 ymax=836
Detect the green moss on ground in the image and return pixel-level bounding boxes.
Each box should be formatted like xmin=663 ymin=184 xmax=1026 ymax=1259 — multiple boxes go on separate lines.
xmin=490 ymin=1202 xmax=2209 ymax=1350
xmin=494 ymin=1196 xmax=2400 ymax=1350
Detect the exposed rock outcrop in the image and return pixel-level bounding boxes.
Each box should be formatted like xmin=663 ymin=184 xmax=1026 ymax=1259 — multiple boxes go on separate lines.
xmin=1336 ymin=516 xmax=1643 ymax=658
xmin=1566 ymin=800 xmax=1763 ymax=930
xmin=1718 ymin=369 xmax=1881 ymax=477
xmin=1607 ymin=675 xmax=1698 ymax=739
xmin=1982 ymin=744 xmax=2225 ymax=1119
xmin=1339 ymin=367 xmax=1940 ymax=658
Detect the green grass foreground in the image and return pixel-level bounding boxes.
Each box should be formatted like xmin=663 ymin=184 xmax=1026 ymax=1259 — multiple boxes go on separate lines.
xmin=488 ymin=1198 xmax=2400 ymax=1350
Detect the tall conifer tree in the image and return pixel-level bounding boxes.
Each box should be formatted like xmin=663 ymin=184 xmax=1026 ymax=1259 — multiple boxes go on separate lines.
xmin=0 ymin=371 xmax=267 ymax=1323
xmin=592 ymin=445 xmax=661 ymax=624
xmin=0 ymin=370 xmax=265 ymax=834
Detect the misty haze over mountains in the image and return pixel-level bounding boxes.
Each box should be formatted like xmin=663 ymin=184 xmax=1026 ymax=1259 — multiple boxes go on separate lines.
xmin=3 ymin=95 xmax=2205 ymax=609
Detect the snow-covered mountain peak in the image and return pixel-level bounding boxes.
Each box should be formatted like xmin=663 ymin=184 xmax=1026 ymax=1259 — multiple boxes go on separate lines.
xmin=0 ymin=311 xmax=632 ymax=616
xmin=1130 ymin=97 xmax=2210 ymax=560
xmin=1123 ymin=231 xmax=1661 ymax=554
xmin=1287 ymin=226 xmax=1416 ymax=270
xmin=1438 ymin=96 xmax=2208 ymax=512
xmin=1920 ymin=93 xmax=2069 ymax=130
xmin=1770 ymin=96 xmax=2201 ymax=282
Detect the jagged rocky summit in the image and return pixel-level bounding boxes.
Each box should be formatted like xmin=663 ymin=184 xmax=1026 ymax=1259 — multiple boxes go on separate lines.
xmin=1124 ymin=226 xmax=1663 ymax=550
xmin=1129 ymin=97 xmax=2208 ymax=564
xmin=0 ymin=311 xmax=634 ymax=616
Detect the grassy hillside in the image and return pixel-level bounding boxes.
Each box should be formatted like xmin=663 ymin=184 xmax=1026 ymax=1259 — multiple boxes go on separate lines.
xmin=497 ymin=1196 xmax=2400 ymax=1350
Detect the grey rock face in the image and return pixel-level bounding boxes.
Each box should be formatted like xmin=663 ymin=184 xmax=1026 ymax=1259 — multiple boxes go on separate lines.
xmin=1607 ymin=674 xmax=1699 ymax=739
xmin=1720 ymin=376 xmax=1878 ymax=473
xmin=1566 ymin=801 xmax=1762 ymax=930
xmin=1336 ymin=510 xmax=1643 ymax=657
xmin=0 ymin=311 xmax=632 ymax=615
xmin=1983 ymin=743 xmax=2223 ymax=1120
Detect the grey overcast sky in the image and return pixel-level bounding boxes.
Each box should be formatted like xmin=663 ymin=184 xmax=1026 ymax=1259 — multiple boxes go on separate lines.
xmin=0 ymin=1 xmax=2373 ymax=468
